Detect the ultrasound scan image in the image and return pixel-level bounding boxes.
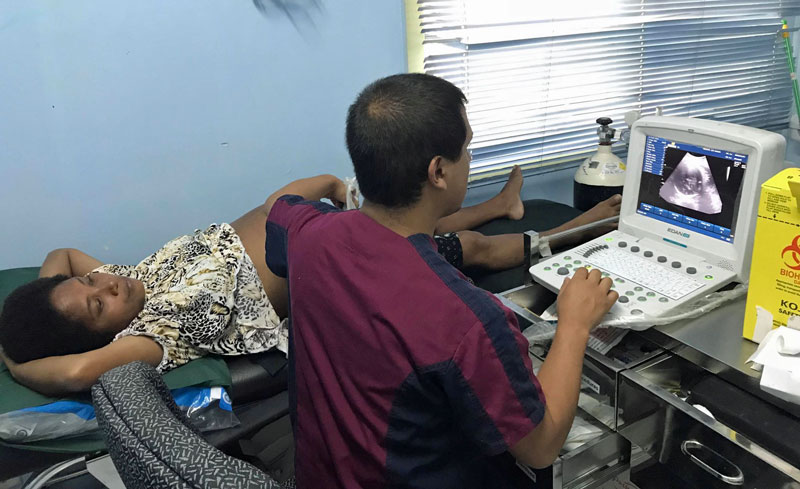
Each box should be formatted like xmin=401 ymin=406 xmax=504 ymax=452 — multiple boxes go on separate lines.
xmin=658 ymin=152 xmax=722 ymax=214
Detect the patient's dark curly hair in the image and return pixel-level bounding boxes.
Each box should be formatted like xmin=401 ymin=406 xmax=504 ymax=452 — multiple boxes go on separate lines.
xmin=0 ymin=275 xmax=114 ymax=363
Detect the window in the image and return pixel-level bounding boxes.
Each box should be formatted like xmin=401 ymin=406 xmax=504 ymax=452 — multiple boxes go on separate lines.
xmin=409 ymin=0 xmax=800 ymax=182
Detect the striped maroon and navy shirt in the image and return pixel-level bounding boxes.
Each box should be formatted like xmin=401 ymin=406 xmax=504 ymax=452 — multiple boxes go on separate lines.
xmin=266 ymin=195 xmax=546 ymax=489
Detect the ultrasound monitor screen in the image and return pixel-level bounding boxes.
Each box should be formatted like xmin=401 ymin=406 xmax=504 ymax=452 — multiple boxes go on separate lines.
xmin=636 ymin=135 xmax=748 ymax=243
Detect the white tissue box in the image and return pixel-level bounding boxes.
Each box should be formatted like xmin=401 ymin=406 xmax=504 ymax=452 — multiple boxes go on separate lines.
xmin=760 ymin=364 xmax=800 ymax=405
xmin=748 ymin=326 xmax=800 ymax=405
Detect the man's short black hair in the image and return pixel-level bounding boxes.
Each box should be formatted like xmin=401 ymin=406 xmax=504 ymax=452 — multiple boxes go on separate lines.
xmin=346 ymin=73 xmax=468 ymax=208
xmin=0 ymin=275 xmax=115 ymax=363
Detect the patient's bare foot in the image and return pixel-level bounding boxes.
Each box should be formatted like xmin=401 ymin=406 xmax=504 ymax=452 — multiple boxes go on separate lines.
xmin=579 ymin=194 xmax=622 ymax=225
xmin=499 ymin=165 xmax=525 ymax=220
xmin=568 ymin=194 xmax=622 ymax=237
xmin=542 ymin=194 xmax=622 ymax=249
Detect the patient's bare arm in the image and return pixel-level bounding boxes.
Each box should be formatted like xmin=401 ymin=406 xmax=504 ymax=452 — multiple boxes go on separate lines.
xmin=263 ymin=174 xmax=350 ymax=213
xmin=39 ymin=248 xmax=104 ymax=279
xmin=0 ymin=336 xmax=162 ymax=396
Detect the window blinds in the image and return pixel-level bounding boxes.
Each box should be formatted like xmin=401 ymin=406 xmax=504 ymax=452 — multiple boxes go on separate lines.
xmin=415 ymin=0 xmax=800 ymax=181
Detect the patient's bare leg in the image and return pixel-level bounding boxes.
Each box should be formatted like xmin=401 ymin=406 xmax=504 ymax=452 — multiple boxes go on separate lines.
xmin=435 ymin=165 xmax=525 ymax=234
xmin=459 ymin=231 xmax=526 ymax=270
xmin=457 ymin=194 xmax=622 ymax=271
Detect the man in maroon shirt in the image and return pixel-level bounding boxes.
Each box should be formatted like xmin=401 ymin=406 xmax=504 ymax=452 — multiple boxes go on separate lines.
xmin=266 ymin=73 xmax=618 ymax=488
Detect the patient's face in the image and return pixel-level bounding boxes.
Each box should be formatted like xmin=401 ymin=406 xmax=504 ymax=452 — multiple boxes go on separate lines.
xmin=50 ymin=273 xmax=146 ymax=336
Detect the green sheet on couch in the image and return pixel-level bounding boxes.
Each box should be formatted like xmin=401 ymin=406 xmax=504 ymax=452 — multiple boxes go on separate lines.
xmin=0 ymin=267 xmax=232 ymax=453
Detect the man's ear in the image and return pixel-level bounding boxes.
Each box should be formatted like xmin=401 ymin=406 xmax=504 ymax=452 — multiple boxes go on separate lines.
xmin=427 ymin=155 xmax=448 ymax=191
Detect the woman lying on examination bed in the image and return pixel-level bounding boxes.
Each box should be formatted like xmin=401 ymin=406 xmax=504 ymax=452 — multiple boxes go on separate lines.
xmin=0 ymin=171 xmax=619 ymax=396
xmin=0 ymin=175 xmax=350 ymax=396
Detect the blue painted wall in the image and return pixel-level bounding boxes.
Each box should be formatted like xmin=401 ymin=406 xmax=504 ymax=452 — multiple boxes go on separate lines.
xmin=3 ymin=3 xmax=794 ymax=269
xmin=463 ymin=166 xmax=578 ymax=211
xmin=0 ymin=1 xmax=407 ymax=269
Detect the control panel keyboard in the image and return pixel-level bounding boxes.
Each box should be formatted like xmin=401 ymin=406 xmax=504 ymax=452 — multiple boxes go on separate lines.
xmin=530 ymin=230 xmax=736 ymax=319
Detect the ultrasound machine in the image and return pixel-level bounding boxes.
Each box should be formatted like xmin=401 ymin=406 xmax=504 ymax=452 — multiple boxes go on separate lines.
xmin=530 ymin=116 xmax=786 ymax=320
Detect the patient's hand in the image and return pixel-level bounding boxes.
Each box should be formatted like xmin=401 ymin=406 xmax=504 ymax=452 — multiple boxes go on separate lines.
xmin=328 ymin=177 xmax=357 ymax=209
xmin=0 ymin=348 xmax=23 ymax=382
xmin=1 ymin=348 xmax=11 ymax=365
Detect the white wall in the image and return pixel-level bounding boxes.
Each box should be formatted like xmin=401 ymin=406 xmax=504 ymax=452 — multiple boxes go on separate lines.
xmin=0 ymin=1 xmax=406 ymax=269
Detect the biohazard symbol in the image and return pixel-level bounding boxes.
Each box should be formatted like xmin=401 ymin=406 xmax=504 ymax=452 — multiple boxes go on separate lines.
xmin=782 ymin=235 xmax=800 ymax=270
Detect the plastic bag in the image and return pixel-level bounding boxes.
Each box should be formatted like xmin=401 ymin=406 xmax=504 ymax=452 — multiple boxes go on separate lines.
xmin=538 ymin=284 xmax=747 ymax=331
xmin=562 ymin=412 xmax=605 ymax=452
xmin=342 ymin=176 xmax=360 ymax=210
xmin=172 ymin=385 xmax=238 ymax=432
xmin=522 ymin=318 xmax=558 ymax=345
xmin=600 ymin=283 xmax=748 ymax=330
xmin=0 ymin=400 xmax=97 ymax=443
xmin=0 ymin=385 xmax=238 ymax=443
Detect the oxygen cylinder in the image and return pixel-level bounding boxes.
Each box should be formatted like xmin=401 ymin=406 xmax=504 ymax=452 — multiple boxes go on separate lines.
xmin=573 ymin=117 xmax=626 ymax=211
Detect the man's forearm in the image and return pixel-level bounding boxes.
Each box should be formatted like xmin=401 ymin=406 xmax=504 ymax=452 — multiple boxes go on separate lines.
xmin=536 ymin=325 xmax=590 ymax=439
xmin=513 ymin=267 xmax=615 ymax=468
xmin=511 ymin=325 xmax=590 ymax=467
